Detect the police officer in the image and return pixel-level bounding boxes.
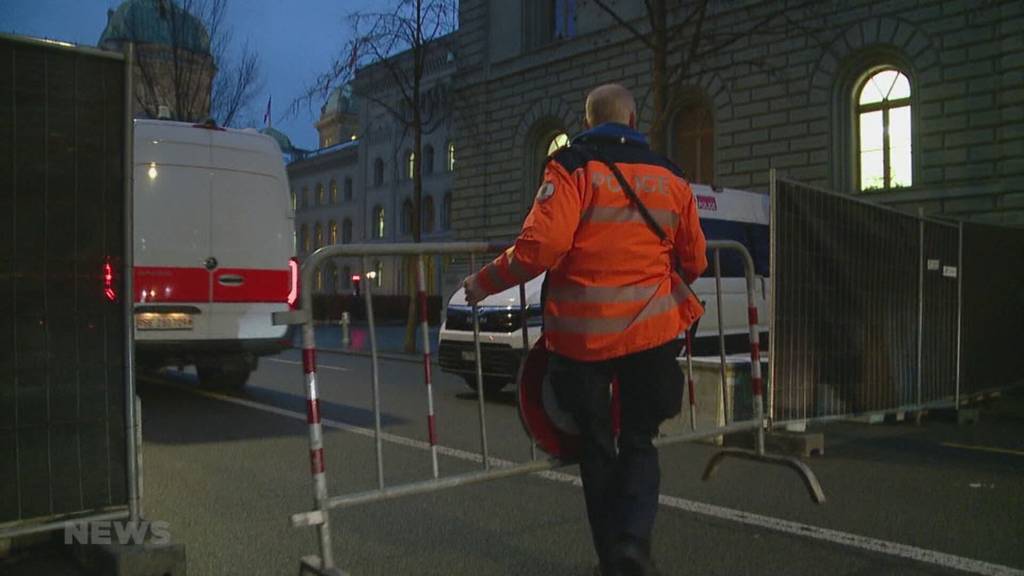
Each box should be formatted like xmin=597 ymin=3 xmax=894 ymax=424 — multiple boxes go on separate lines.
xmin=464 ymin=83 xmax=707 ymax=575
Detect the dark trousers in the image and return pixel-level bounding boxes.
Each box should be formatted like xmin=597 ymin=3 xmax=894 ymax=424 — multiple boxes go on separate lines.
xmin=549 ymin=339 xmax=684 ymax=567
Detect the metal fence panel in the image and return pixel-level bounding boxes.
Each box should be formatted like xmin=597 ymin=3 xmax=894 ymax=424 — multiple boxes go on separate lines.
xmin=770 ymin=177 xmax=958 ymax=423
xmin=0 ymin=36 xmax=129 ymax=528
xmin=960 ymin=223 xmax=1024 ymax=397
xmin=920 ymin=222 xmax=959 ymax=406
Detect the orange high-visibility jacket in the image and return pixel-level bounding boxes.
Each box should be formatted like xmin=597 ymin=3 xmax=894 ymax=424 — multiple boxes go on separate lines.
xmin=475 ymin=124 xmax=707 ymax=361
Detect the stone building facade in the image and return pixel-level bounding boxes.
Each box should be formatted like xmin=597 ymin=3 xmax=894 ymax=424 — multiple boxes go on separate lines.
xmin=452 ymin=0 xmax=1024 ymax=244
xmin=287 ymin=41 xmax=457 ymax=296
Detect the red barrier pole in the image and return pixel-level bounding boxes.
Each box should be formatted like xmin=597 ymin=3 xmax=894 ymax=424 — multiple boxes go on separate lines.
xmin=417 ymin=256 xmax=440 ymax=478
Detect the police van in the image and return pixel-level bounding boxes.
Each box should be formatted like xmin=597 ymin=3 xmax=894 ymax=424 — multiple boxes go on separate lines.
xmin=133 ymin=120 xmax=297 ymax=388
xmin=437 ymin=184 xmax=770 ymax=394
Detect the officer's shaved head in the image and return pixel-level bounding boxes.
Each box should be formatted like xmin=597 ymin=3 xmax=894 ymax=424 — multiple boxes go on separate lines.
xmin=585 ymin=84 xmax=637 ymax=128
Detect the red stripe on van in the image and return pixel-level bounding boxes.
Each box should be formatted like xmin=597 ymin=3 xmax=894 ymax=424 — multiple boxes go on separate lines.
xmin=134 ymin=267 xmax=208 ymax=303
xmin=133 ymin=266 xmax=290 ymax=303
xmin=213 ymin=268 xmax=289 ymax=303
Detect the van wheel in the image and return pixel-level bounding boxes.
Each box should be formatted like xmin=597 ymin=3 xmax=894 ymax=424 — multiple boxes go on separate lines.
xmin=462 ymin=375 xmax=507 ymax=397
xmin=197 ymin=357 xmax=252 ymax=390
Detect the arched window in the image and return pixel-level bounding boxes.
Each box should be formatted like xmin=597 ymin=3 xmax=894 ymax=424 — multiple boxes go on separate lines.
xmin=373 ymin=205 xmax=385 ymax=239
xmin=316 ymin=183 xmax=325 ymax=206
xmin=547 ymin=133 xmax=569 ymax=156
xmin=447 ymin=141 xmax=455 ymax=172
xmin=300 ymin=224 xmax=310 ymax=254
xmin=422 ymin=195 xmax=435 ymax=234
xmin=344 ymin=176 xmax=353 ymax=201
xmin=325 ymin=262 xmax=337 ymax=293
xmin=856 ymin=68 xmax=912 ymax=191
xmin=328 ymin=220 xmax=338 ymax=245
xmin=406 ymin=150 xmax=416 ymax=180
xmin=342 ymin=218 xmax=353 ymax=243
xmin=424 ymin=145 xmax=435 ymax=175
xmin=441 ymin=192 xmax=452 ymax=231
xmin=314 ymin=222 xmax=324 ymax=248
xmin=301 ymin=187 xmax=309 ymax=209
xmin=401 ymin=198 xmax=414 ymax=235
xmin=525 ymin=123 xmax=569 ymax=212
xmin=374 ymin=158 xmax=384 ymax=187
xmin=290 ymin=190 xmax=297 ymax=212
xmin=672 ymin=101 xmax=714 ymax=185
xmin=329 ymin=179 xmax=338 ymax=204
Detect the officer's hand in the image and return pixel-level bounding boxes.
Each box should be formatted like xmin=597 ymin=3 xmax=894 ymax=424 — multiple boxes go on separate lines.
xmin=463 ymin=275 xmax=486 ymax=306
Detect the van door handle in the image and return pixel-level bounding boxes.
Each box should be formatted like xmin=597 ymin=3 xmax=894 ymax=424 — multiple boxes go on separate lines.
xmin=218 ymin=274 xmax=244 ymax=286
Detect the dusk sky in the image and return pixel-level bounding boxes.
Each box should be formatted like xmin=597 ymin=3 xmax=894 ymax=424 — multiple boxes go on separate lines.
xmin=1 ymin=0 xmax=382 ymax=150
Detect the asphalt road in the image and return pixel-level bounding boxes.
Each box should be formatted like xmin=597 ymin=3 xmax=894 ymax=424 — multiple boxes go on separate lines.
xmin=127 ymin=349 xmax=1024 ymax=576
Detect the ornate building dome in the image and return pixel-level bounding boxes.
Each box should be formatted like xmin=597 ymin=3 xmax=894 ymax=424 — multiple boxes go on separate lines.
xmin=99 ymin=0 xmax=211 ymax=54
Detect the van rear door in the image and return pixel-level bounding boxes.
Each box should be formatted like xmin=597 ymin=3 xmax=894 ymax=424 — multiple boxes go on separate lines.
xmin=206 ymin=130 xmax=291 ymax=341
xmin=133 ymin=124 xmax=212 ymax=338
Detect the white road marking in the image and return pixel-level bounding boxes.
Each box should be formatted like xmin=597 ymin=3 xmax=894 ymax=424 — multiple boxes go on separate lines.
xmin=157 ymin=379 xmax=1024 ymax=576
xmin=265 ymin=358 xmax=350 ymax=372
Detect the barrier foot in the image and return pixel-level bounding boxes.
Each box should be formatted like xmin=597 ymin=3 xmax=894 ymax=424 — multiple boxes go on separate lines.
xmin=300 ymin=555 xmax=348 ymax=576
xmin=702 ymin=447 xmax=827 ymax=504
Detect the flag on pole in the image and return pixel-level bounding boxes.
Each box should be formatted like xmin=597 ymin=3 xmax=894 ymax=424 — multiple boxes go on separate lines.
xmin=263 ymin=95 xmax=272 ymax=127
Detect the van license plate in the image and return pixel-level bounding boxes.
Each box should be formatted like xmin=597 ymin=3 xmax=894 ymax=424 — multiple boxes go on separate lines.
xmin=136 ymin=313 xmax=193 ymax=331
xmin=461 ymin=350 xmax=476 ymax=362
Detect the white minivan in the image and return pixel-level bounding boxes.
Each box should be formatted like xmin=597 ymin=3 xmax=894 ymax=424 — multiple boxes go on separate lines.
xmin=132 ymin=120 xmax=297 ymax=388
xmin=437 ymin=184 xmax=770 ymax=394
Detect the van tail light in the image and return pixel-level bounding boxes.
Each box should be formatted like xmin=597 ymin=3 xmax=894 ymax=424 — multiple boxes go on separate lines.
xmin=103 ymin=258 xmax=117 ymax=302
xmin=287 ymin=257 xmax=300 ymax=309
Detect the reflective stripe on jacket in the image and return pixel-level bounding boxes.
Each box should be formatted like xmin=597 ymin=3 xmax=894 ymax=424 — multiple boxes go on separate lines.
xmin=476 ymin=124 xmax=708 ymax=361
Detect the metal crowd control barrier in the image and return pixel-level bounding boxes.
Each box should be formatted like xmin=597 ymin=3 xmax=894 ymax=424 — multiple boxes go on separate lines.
xmin=273 ymin=241 xmax=824 ymax=576
xmin=0 ymin=35 xmax=140 ymax=540
xmin=768 ymin=172 xmax=964 ymax=425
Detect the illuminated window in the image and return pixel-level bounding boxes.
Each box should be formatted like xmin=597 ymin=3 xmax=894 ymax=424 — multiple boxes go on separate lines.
xmin=373 ymin=205 xmax=385 ymax=239
xmin=422 ymin=195 xmax=435 ymax=234
xmin=344 ymin=176 xmax=353 ymax=201
xmin=401 ymin=198 xmax=414 ymax=235
xmin=375 ymin=260 xmax=383 ymax=287
xmin=290 ymin=190 xmax=296 ymax=212
xmin=314 ymin=222 xmax=324 ymax=248
xmin=342 ymin=218 xmax=353 ymax=243
xmin=328 ymin=220 xmax=338 ymax=244
xmin=329 ymin=179 xmax=338 ymax=204
xmin=316 ymin=183 xmax=325 ymax=206
xmin=447 ymin=142 xmax=455 ymax=172
xmin=857 ymin=69 xmax=912 ymax=191
xmin=424 ymin=145 xmax=435 ymax=175
xmin=314 ymin=266 xmax=324 ymax=292
xmin=547 ymin=132 xmax=569 ymax=156
xmin=374 ymin=158 xmax=384 ymax=187
xmin=407 ymin=150 xmax=416 ymax=180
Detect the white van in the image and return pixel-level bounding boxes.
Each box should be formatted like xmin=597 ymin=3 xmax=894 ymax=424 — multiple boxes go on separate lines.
xmin=132 ymin=120 xmax=297 ymax=388
xmin=437 ymin=184 xmax=770 ymax=394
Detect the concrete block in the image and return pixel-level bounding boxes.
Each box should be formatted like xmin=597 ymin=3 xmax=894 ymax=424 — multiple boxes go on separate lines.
xmin=661 ymin=357 xmax=770 ymax=443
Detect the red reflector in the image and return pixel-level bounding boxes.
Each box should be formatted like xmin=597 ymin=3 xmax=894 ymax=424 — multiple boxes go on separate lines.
xmin=288 ymin=258 xmax=300 ymax=309
xmin=103 ymin=259 xmax=117 ymax=302
xmin=351 ymin=274 xmax=360 ymax=282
